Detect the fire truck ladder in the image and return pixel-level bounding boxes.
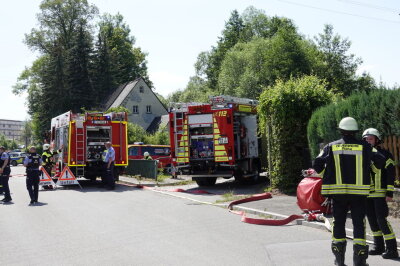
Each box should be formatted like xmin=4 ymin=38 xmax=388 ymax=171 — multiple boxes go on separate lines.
xmin=173 ymin=111 xmax=187 ymax=167
xmin=75 ymin=120 xmax=85 ymax=178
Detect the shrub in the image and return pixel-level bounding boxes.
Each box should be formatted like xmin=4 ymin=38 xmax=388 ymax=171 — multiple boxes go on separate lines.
xmin=259 ymin=75 xmax=334 ymax=191
xmin=307 ymin=88 xmax=400 ymax=158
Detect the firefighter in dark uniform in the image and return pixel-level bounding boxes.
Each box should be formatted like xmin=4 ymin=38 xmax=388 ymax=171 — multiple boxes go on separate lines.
xmin=42 ymin=143 xmax=62 ymax=176
xmin=362 ymin=128 xmax=398 ymax=259
xmin=0 ymin=146 xmax=12 ymax=202
xmin=313 ymin=117 xmax=385 ymax=266
xmin=24 ymin=146 xmax=43 ymax=205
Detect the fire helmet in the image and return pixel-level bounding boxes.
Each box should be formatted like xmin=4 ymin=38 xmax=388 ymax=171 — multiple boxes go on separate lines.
xmin=362 ymin=128 xmax=381 ymax=140
xmin=43 ymin=144 xmax=50 ymax=151
xmin=338 ymin=117 xmax=358 ymax=131
xmin=144 ymin=151 xmax=150 ymax=157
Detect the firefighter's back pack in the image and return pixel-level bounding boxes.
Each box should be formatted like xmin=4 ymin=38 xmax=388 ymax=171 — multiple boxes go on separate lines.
xmin=297 ymin=169 xmax=331 ymax=214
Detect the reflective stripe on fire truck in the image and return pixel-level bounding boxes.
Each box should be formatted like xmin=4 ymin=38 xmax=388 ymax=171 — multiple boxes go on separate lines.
xmin=213 ymin=117 xmax=228 ymax=162
xmin=177 ymin=118 xmax=189 ymax=163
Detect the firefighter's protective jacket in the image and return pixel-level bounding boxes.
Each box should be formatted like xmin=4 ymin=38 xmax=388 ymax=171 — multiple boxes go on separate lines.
xmin=42 ymin=150 xmax=61 ymax=166
xmin=313 ymin=135 xmax=385 ymax=196
xmin=370 ymin=146 xmax=395 ymax=198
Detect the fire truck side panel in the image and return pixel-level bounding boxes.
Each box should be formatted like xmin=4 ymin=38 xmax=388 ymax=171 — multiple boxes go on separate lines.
xmin=111 ymin=121 xmax=128 ymax=166
xmin=212 ymin=109 xmax=234 ymax=164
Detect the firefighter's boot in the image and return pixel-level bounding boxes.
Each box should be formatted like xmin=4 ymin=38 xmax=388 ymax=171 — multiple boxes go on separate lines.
xmin=382 ymin=239 xmax=399 ymax=259
xmin=368 ymin=236 xmax=384 ymax=255
xmin=353 ymin=245 xmax=369 ymax=266
xmin=332 ymin=242 xmax=347 ymax=266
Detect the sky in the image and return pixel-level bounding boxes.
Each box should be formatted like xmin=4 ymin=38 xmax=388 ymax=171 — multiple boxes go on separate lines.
xmin=1 ymin=0 xmax=399 ymax=121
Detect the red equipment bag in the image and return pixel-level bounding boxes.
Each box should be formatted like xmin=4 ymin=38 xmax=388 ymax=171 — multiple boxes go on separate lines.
xmin=297 ymin=169 xmax=331 ymax=214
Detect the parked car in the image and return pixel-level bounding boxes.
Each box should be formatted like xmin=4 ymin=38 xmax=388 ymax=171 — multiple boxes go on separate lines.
xmin=8 ymin=153 xmax=24 ymax=166
xmin=128 ymin=143 xmax=172 ymax=172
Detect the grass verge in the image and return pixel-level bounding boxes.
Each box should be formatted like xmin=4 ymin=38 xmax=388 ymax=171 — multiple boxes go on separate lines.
xmin=215 ymin=191 xmax=249 ymax=204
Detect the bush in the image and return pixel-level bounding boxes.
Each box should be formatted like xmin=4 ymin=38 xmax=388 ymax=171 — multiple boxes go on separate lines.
xmin=307 ymin=88 xmax=400 ymax=158
xmin=259 ymin=75 xmax=334 ymax=191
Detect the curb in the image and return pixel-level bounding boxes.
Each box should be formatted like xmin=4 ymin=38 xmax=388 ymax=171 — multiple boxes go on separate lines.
xmin=117 ymin=178 xmax=400 ymax=249
xmin=118 ymin=178 xmax=192 ymax=187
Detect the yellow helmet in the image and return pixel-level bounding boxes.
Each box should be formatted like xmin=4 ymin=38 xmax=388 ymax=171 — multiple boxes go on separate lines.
xmin=338 ymin=117 xmax=358 ymax=131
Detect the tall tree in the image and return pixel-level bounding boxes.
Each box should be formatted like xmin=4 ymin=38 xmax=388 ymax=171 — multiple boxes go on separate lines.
xmin=14 ymin=0 xmax=98 ymax=140
xmin=93 ymin=13 xmax=150 ymax=105
xmin=218 ymin=28 xmax=314 ymax=99
xmin=14 ymin=1 xmax=151 ymax=142
xmin=313 ymin=24 xmax=363 ymax=95
xmin=197 ymin=10 xmax=245 ymax=91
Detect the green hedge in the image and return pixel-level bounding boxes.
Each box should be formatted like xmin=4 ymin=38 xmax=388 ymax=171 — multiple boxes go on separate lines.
xmin=307 ymin=88 xmax=400 ymax=158
xmin=259 ymin=75 xmax=334 ymax=191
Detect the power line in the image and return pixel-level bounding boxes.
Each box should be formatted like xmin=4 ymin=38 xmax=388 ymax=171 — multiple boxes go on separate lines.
xmin=336 ymin=0 xmax=398 ymax=13
xmin=274 ymin=0 xmax=400 ymax=24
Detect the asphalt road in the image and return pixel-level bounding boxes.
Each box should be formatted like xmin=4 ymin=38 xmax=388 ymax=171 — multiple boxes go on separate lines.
xmin=1 ymin=166 xmax=399 ymax=266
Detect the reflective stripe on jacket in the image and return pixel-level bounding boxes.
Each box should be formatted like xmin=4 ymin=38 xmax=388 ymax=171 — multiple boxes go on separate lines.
xmin=369 ymin=147 xmax=395 ymax=198
xmin=313 ymin=136 xmax=385 ymax=196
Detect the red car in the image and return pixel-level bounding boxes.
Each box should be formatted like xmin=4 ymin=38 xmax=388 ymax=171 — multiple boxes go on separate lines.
xmin=128 ymin=143 xmax=172 ymax=172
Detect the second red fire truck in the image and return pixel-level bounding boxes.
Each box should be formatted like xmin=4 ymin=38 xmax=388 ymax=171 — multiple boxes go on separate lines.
xmin=49 ymin=111 xmax=128 ymax=181
xmin=169 ymin=95 xmax=260 ymax=186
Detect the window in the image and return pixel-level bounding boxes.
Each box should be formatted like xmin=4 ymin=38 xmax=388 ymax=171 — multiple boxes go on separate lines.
xmin=139 ymin=86 xmax=144 ymax=93
xmin=128 ymin=147 xmax=139 ymax=156
xmin=146 ymin=105 xmax=152 ymax=114
xmin=132 ymin=105 xmax=139 ymax=114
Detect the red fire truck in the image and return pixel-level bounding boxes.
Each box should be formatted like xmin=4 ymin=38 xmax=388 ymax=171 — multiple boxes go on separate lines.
xmin=50 ymin=111 xmax=128 ymax=181
xmin=169 ymin=95 xmax=260 ymax=186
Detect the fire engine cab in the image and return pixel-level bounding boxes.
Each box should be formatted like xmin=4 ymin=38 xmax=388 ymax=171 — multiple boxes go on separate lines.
xmin=169 ymin=95 xmax=260 ymax=186
xmin=50 ymin=111 xmax=128 ymax=181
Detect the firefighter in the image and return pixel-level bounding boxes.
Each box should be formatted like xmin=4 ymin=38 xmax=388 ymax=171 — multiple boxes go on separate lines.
xmin=24 ymin=146 xmax=42 ymax=205
xmin=313 ymin=117 xmax=385 ymax=266
xmin=42 ymin=144 xmax=62 ymax=189
xmin=103 ymin=142 xmax=115 ymax=190
xmin=42 ymin=144 xmax=62 ymax=176
xmin=362 ymin=128 xmax=398 ymax=259
xmin=143 ymin=151 xmax=153 ymax=160
xmin=0 ymin=146 xmax=12 ymax=203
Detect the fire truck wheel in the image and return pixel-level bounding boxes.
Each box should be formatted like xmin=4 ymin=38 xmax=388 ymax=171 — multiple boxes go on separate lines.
xmin=195 ymin=177 xmax=217 ymax=187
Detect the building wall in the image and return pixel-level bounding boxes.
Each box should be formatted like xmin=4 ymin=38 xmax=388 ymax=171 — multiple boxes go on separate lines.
xmin=120 ymin=79 xmax=168 ymax=130
xmin=0 ymin=119 xmax=24 ymax=141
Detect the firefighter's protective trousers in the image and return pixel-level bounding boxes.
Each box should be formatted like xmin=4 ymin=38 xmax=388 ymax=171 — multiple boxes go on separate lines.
xmin=366 ymin=198 xmax=396 ymax=245
xmin=332 ymin=195 xmax=367 ymax=245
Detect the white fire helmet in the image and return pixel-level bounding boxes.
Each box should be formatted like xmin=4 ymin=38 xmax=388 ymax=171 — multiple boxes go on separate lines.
xmin=362 ymin=128 xmax=381 ymax=140
xmin=338 ymin=117 xmax=358 ymax=131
